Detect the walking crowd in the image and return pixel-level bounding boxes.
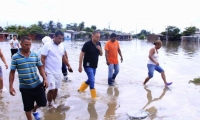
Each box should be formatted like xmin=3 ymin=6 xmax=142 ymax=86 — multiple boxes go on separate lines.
xmin=0 ymin=30 xmax=172 ymax=120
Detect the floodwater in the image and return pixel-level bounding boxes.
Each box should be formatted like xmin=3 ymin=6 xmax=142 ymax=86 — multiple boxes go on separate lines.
xmin=0 ymin=39 xmax=200 ymax=120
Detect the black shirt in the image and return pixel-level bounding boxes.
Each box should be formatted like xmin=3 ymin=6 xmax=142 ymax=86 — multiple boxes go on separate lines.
xmin=82 ymin=40 xmax=101 ymax=68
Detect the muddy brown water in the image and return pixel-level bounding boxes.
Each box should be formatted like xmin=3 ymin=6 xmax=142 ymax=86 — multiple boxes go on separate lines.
xmin=0 ymin=40 xmax=200 ymax=120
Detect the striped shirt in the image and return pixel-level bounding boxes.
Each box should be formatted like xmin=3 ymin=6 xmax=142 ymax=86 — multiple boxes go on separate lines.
xmin=10 ymin=49 xmax=42 ymax=89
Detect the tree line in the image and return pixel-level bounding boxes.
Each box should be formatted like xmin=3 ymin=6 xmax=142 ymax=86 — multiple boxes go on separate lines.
xmin=0 ymin=21 xmax=99 ymax=38
xmin=135 ymin=26 xmax=199 ymax=40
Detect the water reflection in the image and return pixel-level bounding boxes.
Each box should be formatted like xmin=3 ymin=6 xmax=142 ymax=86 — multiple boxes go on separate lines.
xmin=143 ymin=87 xmax=169 ymax=109
xmin=44 ymin=105 xmax=70 ymax=120
xmin=162 ymin=40 xmax=181 ymax=53
xmin=181 ymin=41 xmax=200 ymax=54
xmin=104 ymin=87 xmax=119 ymax=119
xmin=143 ymin=87 xmax=169 ymax=119
xmin=87 ymin=100 xmax=98 ymax=120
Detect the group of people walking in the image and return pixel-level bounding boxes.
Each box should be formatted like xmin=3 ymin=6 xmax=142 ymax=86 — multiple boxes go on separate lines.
xmin=0 ymin=30 xmax=172 ymax=120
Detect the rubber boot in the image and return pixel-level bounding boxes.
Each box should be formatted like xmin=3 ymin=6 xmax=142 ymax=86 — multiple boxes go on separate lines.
xmin=90 ymin=89 xmax=96 ymax=99
xmin=78 ymin=82 xmax=88 ymax=92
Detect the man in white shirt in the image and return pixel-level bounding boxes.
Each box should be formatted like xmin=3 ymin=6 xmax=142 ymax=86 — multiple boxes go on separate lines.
xmin=41 ymin=31 xmax=73 ymax=107
xmin=10 ymin=35 xmax=20 ymax=57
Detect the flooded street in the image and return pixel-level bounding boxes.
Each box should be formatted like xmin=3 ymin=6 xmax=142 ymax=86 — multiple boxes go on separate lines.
xmin=0 ymin=39 xmax=200 ymax=120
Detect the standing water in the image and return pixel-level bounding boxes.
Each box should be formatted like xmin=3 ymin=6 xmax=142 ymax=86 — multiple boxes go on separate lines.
xmin=0 ymin=39 xmax=200 ymax=120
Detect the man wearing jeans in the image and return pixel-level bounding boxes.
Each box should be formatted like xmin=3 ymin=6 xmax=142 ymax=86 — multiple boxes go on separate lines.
xmin=78 ymin=31 xmax=103 ymax=99
xmin=105 ymin=33 xmax=123 ymax=86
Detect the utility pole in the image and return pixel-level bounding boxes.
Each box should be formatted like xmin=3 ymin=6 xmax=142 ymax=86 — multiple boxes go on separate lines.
xmin=108 ymin=21 xmax=110 ymax=30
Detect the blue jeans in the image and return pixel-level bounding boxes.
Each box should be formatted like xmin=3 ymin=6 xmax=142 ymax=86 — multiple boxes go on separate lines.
xmin=108 ymin=64 xmax=119 ymax=85
xmin=84 ymin=67 xmax=96 ymax=89
xmin=147 ymin=64 xmax=164 ymax=78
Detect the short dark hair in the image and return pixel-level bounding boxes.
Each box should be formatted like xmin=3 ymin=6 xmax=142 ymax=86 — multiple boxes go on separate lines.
xmin=110 ymin=33 xmax=117 ymax=38
xmin=21 ymin=36 xmax=31 ymax=43
xmin=92 ymin=31 xmax=100 ymax=35
xmin=55 ymin=30 xmax=64 ymax=37
xmin=13 ymin=35 xmax=17 ymax=37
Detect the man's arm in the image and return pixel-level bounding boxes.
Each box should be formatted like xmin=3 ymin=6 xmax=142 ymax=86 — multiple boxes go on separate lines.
xmin=9 ymin=70 xmax=16 ymax=96
xmin=118 ymin=48 xmax=123 ymax=63
xmin=105 ymin=50 xmax=109 ymax=65
xmin=37 ymin=66 xmax=48 ymax=88
xmin=10 ymin=41 xmax=14 ymax=48
xmin=0 ymin=49 xmax=8 ymax=69
xmin=78 ymin=52 xmax=85 ymax=72
xmin=41 ymin=55 xmax=47 ymax=70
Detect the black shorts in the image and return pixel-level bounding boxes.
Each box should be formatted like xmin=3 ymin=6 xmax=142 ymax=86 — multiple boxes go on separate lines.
xmin=11 ymin=49 xmax=18 ymax=56
xmin=20 ymin=84 xmax=47 ymax=112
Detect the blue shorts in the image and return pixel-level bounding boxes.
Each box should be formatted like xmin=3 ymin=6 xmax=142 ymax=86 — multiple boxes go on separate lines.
xmin=147 ymin=64 xmax=164 ymax=78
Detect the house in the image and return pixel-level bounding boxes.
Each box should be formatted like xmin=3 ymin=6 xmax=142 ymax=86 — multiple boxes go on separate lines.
xmin=0 ymin=32 xmax=18 ymax=42
xmin=147 ymin=34 xmax=165 ymax=41
xmin=181 ymin=31 xmax=200 ymax=42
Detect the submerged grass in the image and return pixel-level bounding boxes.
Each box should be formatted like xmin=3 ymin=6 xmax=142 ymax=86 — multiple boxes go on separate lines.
xmin=189 ymin=77 xmax=200 ymax=84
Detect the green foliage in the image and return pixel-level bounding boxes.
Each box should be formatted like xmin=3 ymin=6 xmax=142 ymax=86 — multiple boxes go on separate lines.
xmin=163 ymin=26 xmax=181 ymax=40
xmin=17 ymin=26 xmax=28 ymax=37
xmin=182 ymin=26 xmax=197 ymax=36
xmin=91 ymin=25 xmax=97 ymax=31
xmin=138 ymin=34 xmax=145 ymax=40
xmin=137 ymin=29 xmax=150 ymax=38
xmin=28 ymin=24 xmax=45 ymax=35
xmin=5 ymin=25 xmax=18 ymax=32
xmin=0 ymin=26 xmax=3 ymax=32
xmin=189 ymin=77 xmax=200 ymax=84
xmin=56 ymin=22 xmax=63 ymax=30
xmin=78 ymin=22 xmax=85 ymax=31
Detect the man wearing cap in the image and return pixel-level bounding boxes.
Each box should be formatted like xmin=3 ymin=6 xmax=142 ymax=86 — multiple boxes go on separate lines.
xmin=105 ymin=33 xmax=123 ymax=86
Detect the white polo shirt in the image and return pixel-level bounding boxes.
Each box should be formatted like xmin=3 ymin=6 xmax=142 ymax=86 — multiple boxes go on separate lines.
xmin=41 ymin=41 xmax=65 ymax=74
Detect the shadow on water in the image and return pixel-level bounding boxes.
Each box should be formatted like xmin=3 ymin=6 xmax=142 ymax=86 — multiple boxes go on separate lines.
xmin=162 ymin=40 xmax=181 ymax=53
xmin=181 ymin=40 xmax=200 ymax=54
xmin=143 ymin=86 xmax=170 ymax=119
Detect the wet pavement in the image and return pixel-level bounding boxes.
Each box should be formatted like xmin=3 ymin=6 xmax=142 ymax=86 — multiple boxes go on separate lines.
xmin=0 ymin=39 xmax=200 ymax=120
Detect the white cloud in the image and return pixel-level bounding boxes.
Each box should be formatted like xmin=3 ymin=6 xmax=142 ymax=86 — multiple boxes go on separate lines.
xmin=1 ymin=0 xmax=200 ymax=33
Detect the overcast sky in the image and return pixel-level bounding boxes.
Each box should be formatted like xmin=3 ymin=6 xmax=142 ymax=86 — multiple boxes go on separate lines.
xmin=1 ymin=0 xmax=200 ymax=33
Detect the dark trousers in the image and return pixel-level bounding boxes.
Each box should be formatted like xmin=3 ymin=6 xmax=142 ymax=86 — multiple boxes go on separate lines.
xmin=11 ymin=49 xmax=18 ymax=57
xmin=62 ymin=63 xmax=68 ymax=76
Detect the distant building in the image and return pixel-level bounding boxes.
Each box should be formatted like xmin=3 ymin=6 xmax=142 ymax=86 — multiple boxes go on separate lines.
xmin=0 ymin=32 xmax=18 ymax=42
xmin=147 ymin=34 xmax=165 ymax=41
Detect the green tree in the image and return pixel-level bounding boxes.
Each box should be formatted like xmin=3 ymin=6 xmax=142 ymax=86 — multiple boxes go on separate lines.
xmin=56 ymin=22 xmax=63 ymax=30
xmin=5 ymin=25 xmax=18 ymax=32
xmin=0 ymin=26 xmax=3 ymax=32
xmin=161 ymin=26 xmax=181 ymax=40
xmin=138 ymin=34 xmax=145 ymax=40
xmin=17 ymin=25 xmax=28 ymax=38
xmin=47 ymin=21 xmax=56 ymax=33
xmin=37 ymin=21 xmax=47 ymax=30
xmin=28 ymin=24 xmax=45 ymax=35
xmin=182 ymin=26 xmax=197 ymax=36
xmin=91 ymin=25 xmax=97 ymax=31
xmin=78 ymin=22 xmax=85 ymax=31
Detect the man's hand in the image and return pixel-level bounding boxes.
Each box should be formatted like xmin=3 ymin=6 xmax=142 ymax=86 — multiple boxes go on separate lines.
xmin=155 ymin=62 xmax=159 ymax=66
xmin=96 ymin=45 xmax=101 ymax=51
xmin=78 ymin=66 xmax=82 ymax=73
xmin=121 ymin=57 xmax=123 ymax=63
xmin=106 ymin=61 xmax=110 ymax=66
xmin=43 ymin=79 xmax=48 ymax=89
xmin=9 ymin=87 xmax=16 ymax=96
xmin=5 ymin=64 xmax=8 ymax=69
xmin=68 ymin=66 xmax=73 ymax=72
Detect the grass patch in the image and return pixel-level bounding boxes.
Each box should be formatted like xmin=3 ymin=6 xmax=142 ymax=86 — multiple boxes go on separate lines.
xmin=189 ymin=77 xmax=200 ymax=83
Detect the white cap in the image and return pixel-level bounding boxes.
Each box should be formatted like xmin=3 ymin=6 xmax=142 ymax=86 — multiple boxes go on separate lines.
xmin=42 ymin=36 xmax=51 ymax=44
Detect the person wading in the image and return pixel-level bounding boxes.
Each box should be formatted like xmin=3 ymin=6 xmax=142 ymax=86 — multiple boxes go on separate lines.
xmin=105 ymin=33 xmax=123 ymax=86
xmin=41 ymin=31 xmax=72 ymax=107
xmin=78 ymin=31 xmax=103 ymax=99
xmin=9 ymin=36 xmax=48 ymax=120
xmin=143 ymin=40 xmax=172 ymax=86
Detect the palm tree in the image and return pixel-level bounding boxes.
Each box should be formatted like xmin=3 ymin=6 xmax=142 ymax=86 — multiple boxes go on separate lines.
xmin=47 ymin=21 xmax=56 ymax=33
xmin=78 ymin=22 xmax=85 ymax=31
xmin=56 ymin=22 xmax=63 ymax=30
